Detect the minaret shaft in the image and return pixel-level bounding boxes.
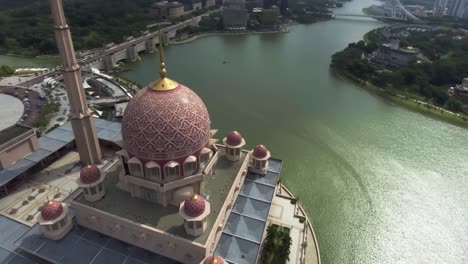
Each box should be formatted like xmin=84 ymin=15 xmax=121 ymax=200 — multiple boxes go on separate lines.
xmin=50 ymin=0 xmax=102 ymax=165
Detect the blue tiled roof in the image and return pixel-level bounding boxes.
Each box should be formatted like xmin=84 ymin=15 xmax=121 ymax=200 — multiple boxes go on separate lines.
xmin=0 ymin=216 xmax=48 ymax=264
xmin=0 ymin=119 xmax=121 ymax=187
xmin=215 ymin=159 xmax=281 ymax=264
xmin=15 ymin=221 xmax=182 ymax=264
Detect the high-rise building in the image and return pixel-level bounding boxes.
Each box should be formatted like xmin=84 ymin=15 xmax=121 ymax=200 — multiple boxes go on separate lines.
xmin=263 ymin=0 xmax=274 ymax=9
xmin=464 ymin=5 xmax=468 ymax=17
xmin=448 ymin=0 xmax=464 ymax=16
xmin=223 ymin=0 xmax=249 ymax=30
xmin=433 ymin=0 xmax=448 ymax=16
xmin=280 ymin=0 xmax=288 ymax=15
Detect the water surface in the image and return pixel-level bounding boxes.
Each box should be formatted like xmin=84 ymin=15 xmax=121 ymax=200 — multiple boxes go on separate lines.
xmin=119 ymin=2 xmax=468 ymax=262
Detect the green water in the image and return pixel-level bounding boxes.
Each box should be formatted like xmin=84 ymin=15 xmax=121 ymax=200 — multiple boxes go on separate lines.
xmin=0 ymin=55 xmax=59 ymax=68
xmin=118 ymin=7 xmax=468 ymax=263
xmin=4 ymin=0 xmax=468 ymax=262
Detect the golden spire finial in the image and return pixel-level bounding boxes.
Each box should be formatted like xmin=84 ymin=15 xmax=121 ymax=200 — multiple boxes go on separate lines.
xmin=159 ymin=28 xmax=167 ymax=79
xmin=149 ymin=28 xmax=178 ymax=91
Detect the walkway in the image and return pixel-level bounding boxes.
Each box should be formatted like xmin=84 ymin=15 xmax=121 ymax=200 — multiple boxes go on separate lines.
xmin=268 ymin=184 xmax=320 ymax=264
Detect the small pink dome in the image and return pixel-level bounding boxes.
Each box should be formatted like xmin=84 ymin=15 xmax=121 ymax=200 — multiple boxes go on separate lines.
xmin=203 ymin=256 xmax=224 ymax=264
xmin=184 ymin=194 xmax=206 ymax=217
xmin=80 ymin=165 xmax=101 ymax=184
xmin=41 ymin=201 xmax=63 ymax=221
xmin=226 ymin=131 xmax=243 ymax=146
xmin=253 ymin=144 xmax=268 ymax=159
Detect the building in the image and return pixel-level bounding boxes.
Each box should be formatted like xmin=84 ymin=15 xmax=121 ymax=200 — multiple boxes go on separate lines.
xmin=0 ymin=1 xmax=321 ymax=264
xmin=263 ymin=0 xmax=275 ymax=9
xmin=370 ymin=39 xmax=423 ymax=69
xmin=181 ymin=0 xmax=203 ymax=11
xmin=279 ymin=0 xmax=288 ymax=15
xmin=0 ymin=125 xmax=38 ymax=170
xmin=202 ymin=0 xmax=215 ymax=8
xmin=433 ymin=0 xmax=448 ymax=16
xmin=223 ymin=0 xmax=249 ymax=30
xmin=448 ymin=0 xmax=464 ymax=16
xmin=246 ymin=0 xmax=263 ymax=10
xmin=151 ymin=1 xmax=185 ymax=19
xmin=453 ymin=78 xmax=468 ymax=104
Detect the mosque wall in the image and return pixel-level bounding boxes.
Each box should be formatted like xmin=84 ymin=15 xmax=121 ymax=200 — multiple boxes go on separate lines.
xmin=203 ymin=149 xmax=251 ymax=255
xmin=0 ymin=129 xmax=38 ymax=170
xmin=72 ymin=202 xmax=207 ymax=264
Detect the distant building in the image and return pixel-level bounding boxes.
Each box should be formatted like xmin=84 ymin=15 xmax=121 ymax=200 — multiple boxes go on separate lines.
xmin=433 ymin=0 xmax=448 ymax=16
xmin=263 ymin=0 xmax=274 ymax=9
xmin=279 ymin=0 xmax=288 ymax=15
xmin=224 ymin=0 xmax=246 ymax=10
xmin=151 ymin=1 xmax=185 ymax=19
xmin=447 ymin=0 xmax=464 ymax=16
xmin=464 ymin=6 xmax=468 ymax=17
xmin=258 ymin=7 xmax=280 ymax=29
xmin=223 ymin=0 xmax=249 ymax=30
xmin=370 ymin=39 xmax=424 ymax=69
xmin=181 ymin=0 xmax=202 ymax=11
xmin=202 ymin=0 xmax=215 ymax=8
xmin=453 ymin=78 xmax=468 ymax=104
xmin=246 ymin=0 xmax=263 ymax=10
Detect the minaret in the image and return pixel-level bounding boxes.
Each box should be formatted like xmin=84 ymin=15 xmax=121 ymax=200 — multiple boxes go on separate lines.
xmin=50 ymin=0 xmax=102 ymax=165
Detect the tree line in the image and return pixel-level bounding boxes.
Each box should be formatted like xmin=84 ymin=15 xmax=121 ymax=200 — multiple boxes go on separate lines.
xmin=331 ymin=28 xmax=468 ymax=113
xmin=0 ymin=0 xmax=157 ymax=56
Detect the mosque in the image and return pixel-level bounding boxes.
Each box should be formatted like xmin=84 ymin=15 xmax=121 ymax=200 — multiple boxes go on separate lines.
xmin=0 ymin=1 xmax=319 ymax=264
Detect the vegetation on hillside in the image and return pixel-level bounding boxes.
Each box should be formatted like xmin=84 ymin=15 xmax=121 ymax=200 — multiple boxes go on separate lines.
xmin=260 ymin=225 xmax=292 ymax=264
xmin=0 ymin=65 xmax=15 ymax=77
xmin=331 ymin=28 xmax=468 ymax=114
xmin=0 ymin=0 xmax=157 ymax=56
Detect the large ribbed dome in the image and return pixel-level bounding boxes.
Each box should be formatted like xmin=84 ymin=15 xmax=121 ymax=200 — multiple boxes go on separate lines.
xmin=121 ymin=84 xmax=211 ymax=160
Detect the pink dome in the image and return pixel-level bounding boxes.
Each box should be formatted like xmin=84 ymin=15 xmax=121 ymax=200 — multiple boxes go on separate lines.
xmin=226 ymin=131 xmax=242 ymax=146
xmin=80 ymin=165 xmax=101 ymax=184
xmin=203 ymin=256 xmax=224 ymax=264
xmin=253 ymin=144 xmax=268 ymax=159
xmin=41 ymin=201 xmax=63 ymax=221
xmin=122 ymin=85 xmax=211 ymax=161
xmin=184 ymin=194 xmax=206 ymax=217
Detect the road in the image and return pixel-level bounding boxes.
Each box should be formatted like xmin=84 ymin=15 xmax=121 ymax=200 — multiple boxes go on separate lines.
xmin=18 ymin=14 xmax=209 ymax=87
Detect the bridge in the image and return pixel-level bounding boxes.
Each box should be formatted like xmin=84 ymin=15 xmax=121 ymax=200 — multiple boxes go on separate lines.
xmin=19 ymin=14 xmax=205 ymax=87
xmin=333 ymin=0 xmax=419 ymax=22
xmin=333 ymin=13 xmax=406 ymax=20
xmin=87 ymin=95 xmax=130 ymax=105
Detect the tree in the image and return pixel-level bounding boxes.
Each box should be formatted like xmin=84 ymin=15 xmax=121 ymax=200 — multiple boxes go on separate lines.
xmin=260 ymin=225 xmax=292 ymax=264
xmin=446 ymin=97 xmax=464 ymax=113
xmin=0 ymin=65 xmax=14 ymax=77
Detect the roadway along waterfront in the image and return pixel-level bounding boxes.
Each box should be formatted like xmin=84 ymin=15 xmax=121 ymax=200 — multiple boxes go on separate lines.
xmin=118 ymin=0 xmax=468 ymax=263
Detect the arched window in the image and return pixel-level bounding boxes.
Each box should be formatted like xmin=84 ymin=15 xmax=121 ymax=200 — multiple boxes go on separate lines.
xmin=145 ymin=161 xmax=161 ymax=182
xmin=199 ymin=147 xmax=212 ymax=169
xmin=128 ymin=157 xmax=143 ymax=177
xmin=117 ymin=150 xmax=130 ymax=175
xmin=184 ymin=156 xmax=197 ymax=176
xmin=164 ymin=161 xmax=180 ymax=179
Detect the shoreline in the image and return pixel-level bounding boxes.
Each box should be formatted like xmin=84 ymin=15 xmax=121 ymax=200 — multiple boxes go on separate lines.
xmin=333 ymin=69 xmax=468 ymax=129
xmin=172 ymin=30 xmax=289 ymax=45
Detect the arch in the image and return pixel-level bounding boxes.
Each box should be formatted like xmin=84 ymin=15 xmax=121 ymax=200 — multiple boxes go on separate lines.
xmin=128 ymin=157 xmax=143 ymax=177
xmin=199 ymin=147 xmax=212 ymax=169
xmin=183 ymin=155 xmax=197 ymax=176
xmin=145 ymin=161 xmax=161 ymax=182
xmin=164 ymin=161 xmax=180 ymax=179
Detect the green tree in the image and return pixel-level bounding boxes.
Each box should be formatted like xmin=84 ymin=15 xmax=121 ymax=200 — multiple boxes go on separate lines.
xmin=0 ymin=65 xmax=14 ymax=77
xmin=260 ymin=225 xmax=292 ymax=264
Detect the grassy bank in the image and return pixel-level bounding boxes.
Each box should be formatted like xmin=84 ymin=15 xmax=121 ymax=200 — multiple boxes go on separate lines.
xmin=334 ymin=69 xmax=468 ymax=129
